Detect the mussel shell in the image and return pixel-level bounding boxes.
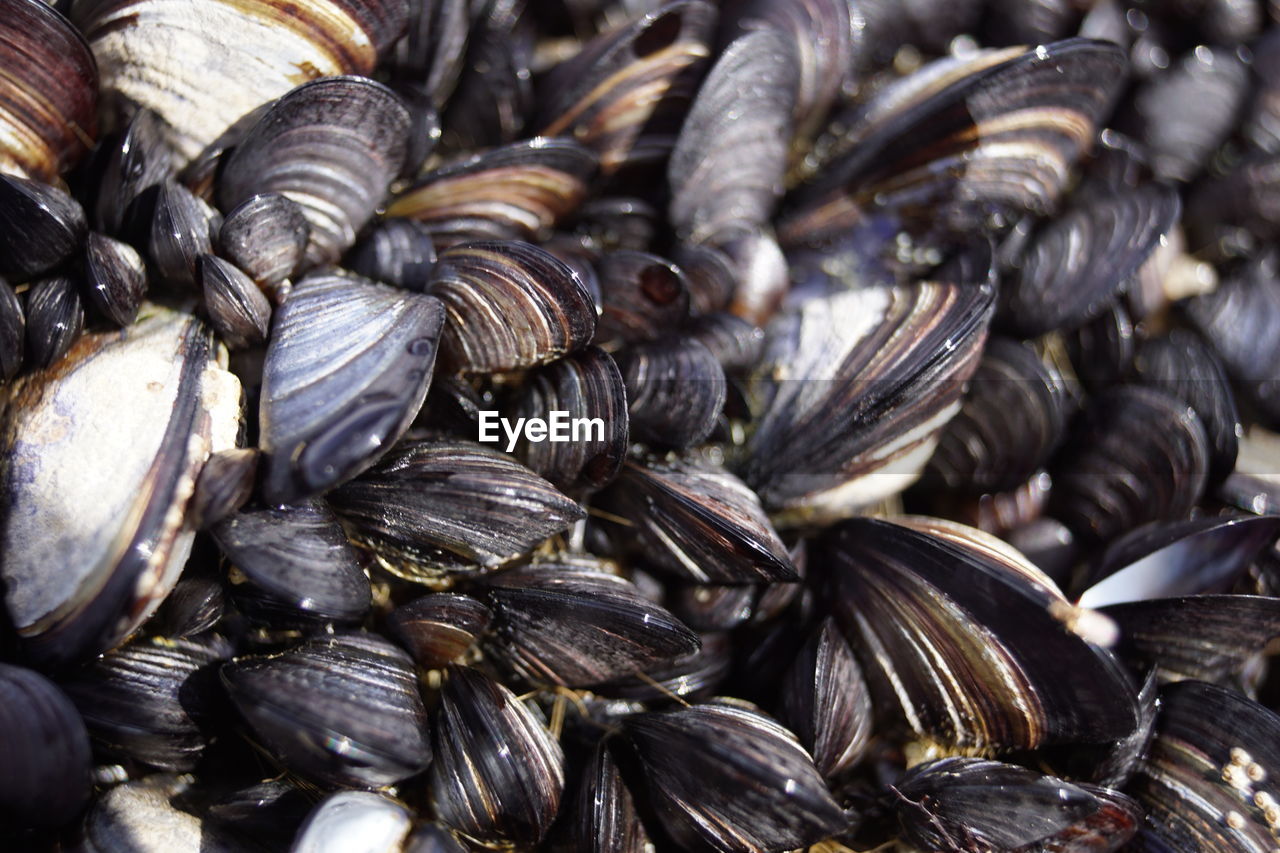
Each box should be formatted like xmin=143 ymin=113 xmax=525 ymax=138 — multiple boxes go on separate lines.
xmin=671 ymin=242 xmax=735 ymax=314
xmin=0 ymin=276 xmax=21 ymax=381
xmin=218 ymin=76 xmax=410 ymax=268
xmin=560 ymin=741 xmax=650 ymax=853
xmin=430 ymin=665 xmax=565 ymax=846
xmin=1066 ymin=300 xmax=1136 ymax=392
xmin=149 ymin=180 xmax=217 ymax=289
xmin=211 ymin=501 xmax=370 ymax=627
xmin=148 ymin=565 xmax=226 ymax=639
xmin=258 ymin=270 xmax=445 ymax=505
xmin=621 ymin=701 xmax=847 ymax=852
xmin=684 ymin=311 xmax=765 ymax=374
xmin=25 ymin=275 xmax=85 ymax=370
xmin=93 ymin=108 xmax=175 ymax=236
xmin=0 ymin=662 xmax=91 ymax=826
xmin=592 ymin=250 xmax=690 ymax=348
xmin=615 ymin=337 xmax=725 ymax=449
xmin=217 ymin=193 xmax=309 ymax=300
xmin=438 ymin=0 xmax=533 ymax=151
xmin=1130 ymin=680 xmax=1280 ymax=852
xmin=824 ymin=517 xmax=1140 ymax=750
xmin=1049 ymin=385 xmax=1210 ymax=547
xmin=427 ymin=240 xmax=596 ymax=373
xmin=0 ymin=0 xmax=97 ymax=181
xmin=778 ymin=617 xmax=871 ymax=779
xmin=292 ymin=792 xmax=412 ymax=853
xmin=189 ymin=447 xmax=258 ymax=530
xmin=0 ymin=174 xmax=88 ymax=280
xmin=77 ymin=773 xmax=241 ymax=853
xmin=1 ymin=307 xmax=241 ymax=668
xmin=84 ymin=232 xmax=147 ymax=327
xmin=329 ymin=438 xmax=584 ymax=581
xmin=571 ymin=196 xmax=659 ymax=254
xmin=597 ymin=455 xmax=797 ymax=584
xmin=480 ymin=557 xmax=700 ymax=687
xmin=59 ymin=633 xmax=233 ymax=771
xmin=198 ymin=255 xmax=270 ymax=350
xmin=507 ymin=346 xmax=629 ymax=493
xmin=347 ymin=218 xmax=437 ymax=292
xmin=221 ymin=633 xmax=431 ymax=788
xmin=73 ymin=0 xmax=407 ymax=162
xmin=386 ymin=592 xmax=492 ymax=669
xmin=386 ymin=138 xmax=597 ymax=247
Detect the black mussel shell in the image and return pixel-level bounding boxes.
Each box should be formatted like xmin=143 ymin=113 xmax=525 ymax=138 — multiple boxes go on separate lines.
xmin=59 ymin=633 xmax=233 ymax=772
xmin=149 ymin=180 xmax=217 ymax=289
xmin=258 ymin=270 xmax=445 ymax=505
xmin=672 ymin=243 xmax=736 ymax=315
xmin=221 ymin=633 xmax=431 ymax=788
xmin=926 ymin=337 xmax=1074 ymax=495
xmin=571 ymin=196 xmax=658 ymax=254
xmin=741 ymin=283 xmax=993 ymax=522
xmin=204 ymin=779 xmax=312 ymax=847
xmin=536 ymin=1 xmax=718 ymax=176
xmin=480 ymin=557 xmax=699 ymax=687
xmin=387 ymin=138 xmax=597 ymax=246
xmin=403 ymin=822 xmax=469 ymax=853
xmin=1050 ymin=385 xmax=1210 ymax=548
xmin=428 ymin=240 xmax=596 ymax=373
xmin=685 ymin=311 xmax=765 ymax=374
xmin=0 ymin=662 xmax=91 ymax=826
xmin=999 ymin=183 xmax=1180 ymax=337
xmin=189 ymin=447 xmax=259 ymax=531
xmin=597 ymin=455 xmax=797 ymax=584
xmin=430 ymin=665 xmax=565 ymax=846
xmin=622 ymin=701 xmax=847 ymax=852
xmin=559 ymin=740 xmax=650 ymax=853
xmin=0 ymin=275 xmax=21 ymax=381
xmin=329 ymin=438 xmax=584 ymax=582
xmin=893 ymin=757 xmax=1139 ymax=853
xmin=291 ymin=791 xmax=413 ymax=853
xmin=93 ymin=108 xmax=175 ymax=236
xmin=1066 ymin=300 xmax=1136 ymax=392
xmin=616 ymin=337 xmax=725 ymax=449
xmin=593 ymin=250 xmax=691 ymax=348
xmin=667 ymin=583 xmax=757 ymax=633
xmin=439 ymin=0 xmax=534 ymax=151
xmin=825 ymin=517 xmax=1140 ymax=750
xmin=347 ymin=218 xmax=437 ymax=292
xmin=198 ymin=255 xmax=270 ymax=350
xmin=211 ymin=500 xmax=370 ymax=627
xmin=507 ymin=346 xmax=629 ymax=493
xmin=218 ymin=193 xmax=309 ymax=302
xmin=24 ymin=275 xmax=84 ymax=369
xmin=779 ymin=617 xmax=871 ymax=780
xmin=597 ymin=631 xmax=733 ymax=701
xmin=219 ymin=76 xmax=410 ymax=268
xmin=149 ymin=564 xmax=226 ymax=640
xmin=0 ymin=174 xmax=87 ymax=280
xmin=387 ymin=593 xmax=492 ymax=669
xmin=1131 ymin=681 xmax=1280 ymax=851
xmin=84 ymin=232 xmax=147 ymax=327
xmin=1131 ymin=329 xmax=1240 ymax=484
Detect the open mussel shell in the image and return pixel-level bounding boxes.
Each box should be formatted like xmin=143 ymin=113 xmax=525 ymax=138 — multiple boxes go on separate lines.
xmin=198 ymin=255 xmax=270 ymax=350
xmin=667 ymin=27 xmax=798 ymax=245
xmin=1 ymin=306 xmax=241 ymax=668
xmin=73 ymin=0 xmax=406 ymax=162
xmin=925 ymin=337 xmax=1074 ymax=495
xmin=740 ymin=283 xmax=993 ymax=523
xmin=536 ymin=1 xmax=718 ymax=176
xmin=998 ymin=182 xmax=1181 ymax=337
xmin=25 ymin=275 xmax=86 ymax=370
xmin=592 ymin=250 xmax=690 ymax=348
xmin=1049 ymin=385 xmax=1210 ymax=548
xmin=0 ymin=0 xmax=97 ymax=181
xmin=59 ymin=633 xmax=232 ymax=772
xmin=430 ymin=665 xmax=565 ymax=846
xmin=84 ymin=232 xmax=147 ymax=327
xmin=892 ymin=757 xmax=1140 ymax=853
xmin=0 ymin=276 xmax=22 ymax=381
xmin=329 ymin=438 xmax=584 ymax=582
xmin=597 ymin=455 xmax=797 ymax=584
xmin=347 ymin=218 xmax=437 ymax=292
xmin=292 ymin=792 xmax=412 ymax=853
xmin=386 ymin=138 xmax=597 ymax=247
xmin=780 ymin=39 xmax=1127 ymax=250
xmin=1076 ymin=515 xmax=1280 ymax=607
xmin=0 ymin=663 xmax=91 ymax=826
xmin=479 ymin=557 xmax=699 ymax=688
xmin=386 ymin=593 xmax=492 ymax=669
xmin=218 ymin=76 xmax=409 ymax=268
xmin=0 ymin=173 xmax=88 ymax=280
xmin=1131 ymin=329 xmax=1241 ymax=484
xmin=258 ymin=270 xmax=445 ymax=506
xmin=616 ymin=337 xmax=725 ymax=449
xmin=222 ymin=633 xmax=431 ymax=788
xmin=427 ymin=240 xmax=596 ymax=373
xmin=778 ymin=618 xmax=871 ymax=780
xmin=824 ymin=517 xmax=1140 ymax=751
xmin=210 ymin=501 xmax=371 ymax=627
xmin=217 ymin=193 xmax=308 ymax=301
xmin=621 ymin=701 xmax=847 ymax=852
xmin=1131 ymin=680 xmax=1280 ymax=851
xmin=507 ymin=346 xmax=629 ymax=493
xmin=1184 ymin=260 xmax=1280 ymax=428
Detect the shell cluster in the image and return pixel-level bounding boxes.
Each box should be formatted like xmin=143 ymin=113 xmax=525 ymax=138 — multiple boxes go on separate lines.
xmin=3 ymin=1 xmax=1280 ymax=852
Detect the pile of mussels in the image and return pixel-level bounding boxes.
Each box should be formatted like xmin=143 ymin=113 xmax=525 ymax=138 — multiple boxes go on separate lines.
xmin=7 ymin=0 xmax=1280 ymax=850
